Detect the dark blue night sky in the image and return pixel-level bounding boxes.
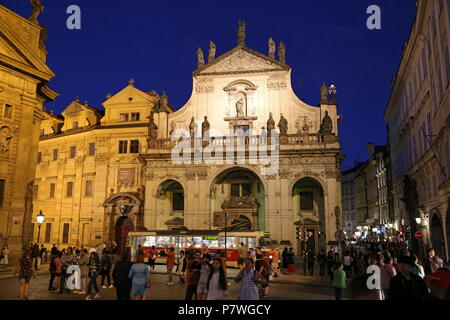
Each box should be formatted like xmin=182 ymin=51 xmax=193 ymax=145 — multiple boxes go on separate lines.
xmin=2 ymin=0 xmax=416 ymax=168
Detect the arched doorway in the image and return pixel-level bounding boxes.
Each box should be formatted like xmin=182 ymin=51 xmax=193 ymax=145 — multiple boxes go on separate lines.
xmin=292 ymin=178 xmax=325 ymax=255
xmin=211 ymin=167 xmax=265 ymax=231
xmin=115 ymin=215 xmax=134 ymax=254
xmin=156 ymin=179 xmax=185 ymax=230
xmin=430 ymin=213 xmax=445 ymax=258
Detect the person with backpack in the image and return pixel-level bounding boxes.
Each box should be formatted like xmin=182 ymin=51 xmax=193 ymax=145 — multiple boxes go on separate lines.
xmin=235 ymin=258 xmax=265 ymax=300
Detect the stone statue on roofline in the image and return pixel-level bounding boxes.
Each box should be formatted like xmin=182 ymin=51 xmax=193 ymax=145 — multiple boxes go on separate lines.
xmin=278 ymin=42 xmax=286 ymax=64
xmin=320 ymin=83 xmax=328 ymax=103
xmin=197 ymin=48 xmax=205 ymax=68
xmin=148 ymin=111 xmax=159 ymax=141
xmin=268 ymin=37 xmax=275 ymax=59
xmin=267 ymin=113 xmax=275 ymax=137
xmin=189 ymin=117 xmax=196 ymax=139
xmin=237 ymin=21 xmax=246 ymax=46
xmin=29 ymin=0 xmax=44 ymax=24
xmin=202 ymin=116 xmax=210 ymax=140
xmin=277 ymin=114 xmax=288 ymax=136
xmin=319 ymin=111 xmax=333 ymax=135
xmin=208 ymin=41 xmax=216 ymax=63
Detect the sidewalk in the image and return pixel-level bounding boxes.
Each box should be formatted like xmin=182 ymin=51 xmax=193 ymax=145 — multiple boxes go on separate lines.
xmin=0 ymin=263 xmax=50 ymax=280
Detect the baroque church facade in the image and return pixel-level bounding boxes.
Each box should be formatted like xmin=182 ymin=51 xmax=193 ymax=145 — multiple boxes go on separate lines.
xmin=32 ymin=22 xmax=343 ymax=254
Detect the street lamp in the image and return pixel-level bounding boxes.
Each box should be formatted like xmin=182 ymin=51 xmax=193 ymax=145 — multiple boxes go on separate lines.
xmin=415 ymin=217 xmax=422 ymax=225
xmin=36 ymin=210 xmax=45 ymax=243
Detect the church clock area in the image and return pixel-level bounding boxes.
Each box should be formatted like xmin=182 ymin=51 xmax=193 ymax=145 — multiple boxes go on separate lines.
xmin=32 ymin=21 xmax=343 ymax=261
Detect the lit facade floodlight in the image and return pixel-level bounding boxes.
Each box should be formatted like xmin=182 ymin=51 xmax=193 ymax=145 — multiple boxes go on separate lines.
xmin=415 ymin=217 xmax=422 ymax=225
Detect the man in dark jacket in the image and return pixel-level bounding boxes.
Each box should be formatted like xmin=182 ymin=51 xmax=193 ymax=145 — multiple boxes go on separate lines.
xmin=112 ymin=253 xmax=133 ymax=300
xmin=389 ymin=255 xmax=431 ymax=300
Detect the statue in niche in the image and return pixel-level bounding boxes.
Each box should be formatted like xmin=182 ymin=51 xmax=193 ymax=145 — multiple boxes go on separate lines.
xmin=277 ymin=114 xmax=288 ymax=136
xmin=208 ymin=41 xmax=216 ymax=63
xmin=169 ymin=121 xmax=176 ymax=137
xmin=268 ymin=37 xmax=275 ymax=59
xmin=267 ymin=113 xmax=275 ymax=136
xmin=0 ymin=126 xmax=13 ymax=155
xmin=148 ymin=111 xmax=158 ymax=141
xmin=29 ymin=0 xmax=44 ymax=24
xmin=202 ymin=116 xmax=210 ymax=140
xmin=197 ymin=48 xmax=205 ymax=68
xmin=235 ymin=97 xmax=246 ymax=118
xmin=319 ymin=111 xmax=333 ymax=135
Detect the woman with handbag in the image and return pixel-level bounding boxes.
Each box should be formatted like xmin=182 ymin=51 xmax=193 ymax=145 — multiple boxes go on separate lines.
xmin=234 ymin=258 xmax=265 ymax=300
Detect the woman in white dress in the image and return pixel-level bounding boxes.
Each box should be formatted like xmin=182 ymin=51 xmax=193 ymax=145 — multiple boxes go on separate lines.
xmin=206 ymin=259 xmax=228 ymax=300
xmin=0 ymin=245 xmax=9 ymax=268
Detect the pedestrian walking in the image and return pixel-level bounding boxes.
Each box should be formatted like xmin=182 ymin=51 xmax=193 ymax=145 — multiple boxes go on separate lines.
xmin=14 ymin=250 xmax=35 ymax=300
xmin=59 ymin=247 xmax=74 ymax=294
xmin=39 ymin=244 xmax=46 ymax=265
xmin=424 ymin=248 xmax=439 ymax=276
xmin=112 ymin=252 xmax=133 ymax=300
xmin=176 ymin=250 xmax=187 ymax=285
xmin=287 ymin=247 xmax=295 ymax=274
xmin=343 ymin=251 xmax=353 ymax=280
xmin=307 ymin=250 xmax=315 ymax=276
xmin=410 ymin=254 xmax=425 ymax=279
xmin=234 ymin=258 xmax=265 ymax=300
xmin=238 ymin=243 xmax=247 ymax=270
xmin=326 ymin=250 xmax=335 ymax=283
xmin=185 ymin=250 xmax=203 ymax=300
xmin=165 ymin=246 xmax=176 ymax=285
xmin=206 ymin=258 xmax=228 ymax=300
xmin=318 ymin=249 xmax=326 ymax=277
xmin=0 ymin=245 xmax=9 ymax=268
xmin=129 ymin=252 xmax=150 ymax=300
xmin=101 ymin=250 xmax=113 ymax=288
xmin=197 ymin=256 xmax=212 ymax=300
xmin=270 ymin=247 xmax=280 ymax=277
xmin=259 ymin=252 xmax=271 ymax=298
xmin=79 ymin=249 xmax=89 ymax=294
xmin=332 ymin=262 xmax=346 ymax=300
xmin=379 ymin=256 xmax=396 ymax=300
xmin=48 ymin=250 xmax=57 ymax=291
xmin=86 ymin=251 xmax=101 ymax=300
xmin=148 ymin=245 xmax=157 ymax=270
xmin=53 ymin=252 xmax=62 ymax=293
xmin=281 ymin=247 xmax=288 ymax=273
xmin=389 ymin=255 xmax=431 ymax=300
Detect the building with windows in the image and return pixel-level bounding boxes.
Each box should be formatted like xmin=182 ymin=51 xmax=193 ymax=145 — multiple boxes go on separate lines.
xmin=385 ymin=0 xmax=450 ymax=260
xmin=33 ymin=83 xmax=166 ymax=247
xmin=0 ymin=5 xmax=57 ymax=255
xmin=342 ymin=144 xmax=393 ymax=240
xmin=32 ymin=23 xmax=343 ymax=254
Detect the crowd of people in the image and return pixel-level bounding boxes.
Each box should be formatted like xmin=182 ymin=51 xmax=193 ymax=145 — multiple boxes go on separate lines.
xmin=10 ymin=239 xmax=450 ymax=300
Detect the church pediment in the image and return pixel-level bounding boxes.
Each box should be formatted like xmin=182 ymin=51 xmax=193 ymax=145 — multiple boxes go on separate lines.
xmin=0 ymin=12 xmax=55 ymax=81
xmin=194 ymin=46 xmax=289 ymax=76
xmin=103 ymin=83 xmax=157 ymax=106
xmin=61 ymin=101 xmax=85 ymax=117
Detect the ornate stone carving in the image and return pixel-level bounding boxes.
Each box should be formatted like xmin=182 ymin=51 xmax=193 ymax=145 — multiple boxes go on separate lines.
xmin=185 ymin=171 xmax=196 ymax=181
xmin=296 ymin=116 xmax=313 ymax=135
xmin=195 ymin=78 xmax=214 ymax=93
xmin=267 ymin=113 xmax=275 ymax=136
xmin=197 ymin=171 xmax=208 ymax=181
xmin=0 ymin=126 xmax=14 ymax=156
xmin=75 ymin=156 xmax=86 ymax=166
xmin=279 ymin=169 xmax=292 ymax=179
xmin=201 ymin=49 xmax=282 ymax=74
xmin=95 ymin=153 xmax=109 ymax=165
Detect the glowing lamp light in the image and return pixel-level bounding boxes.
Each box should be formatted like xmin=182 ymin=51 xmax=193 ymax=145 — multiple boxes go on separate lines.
xmin=415 ymin=217 xmax=422 ymax=225
xmin=36 ymin=210 xmax=45 ymax=225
